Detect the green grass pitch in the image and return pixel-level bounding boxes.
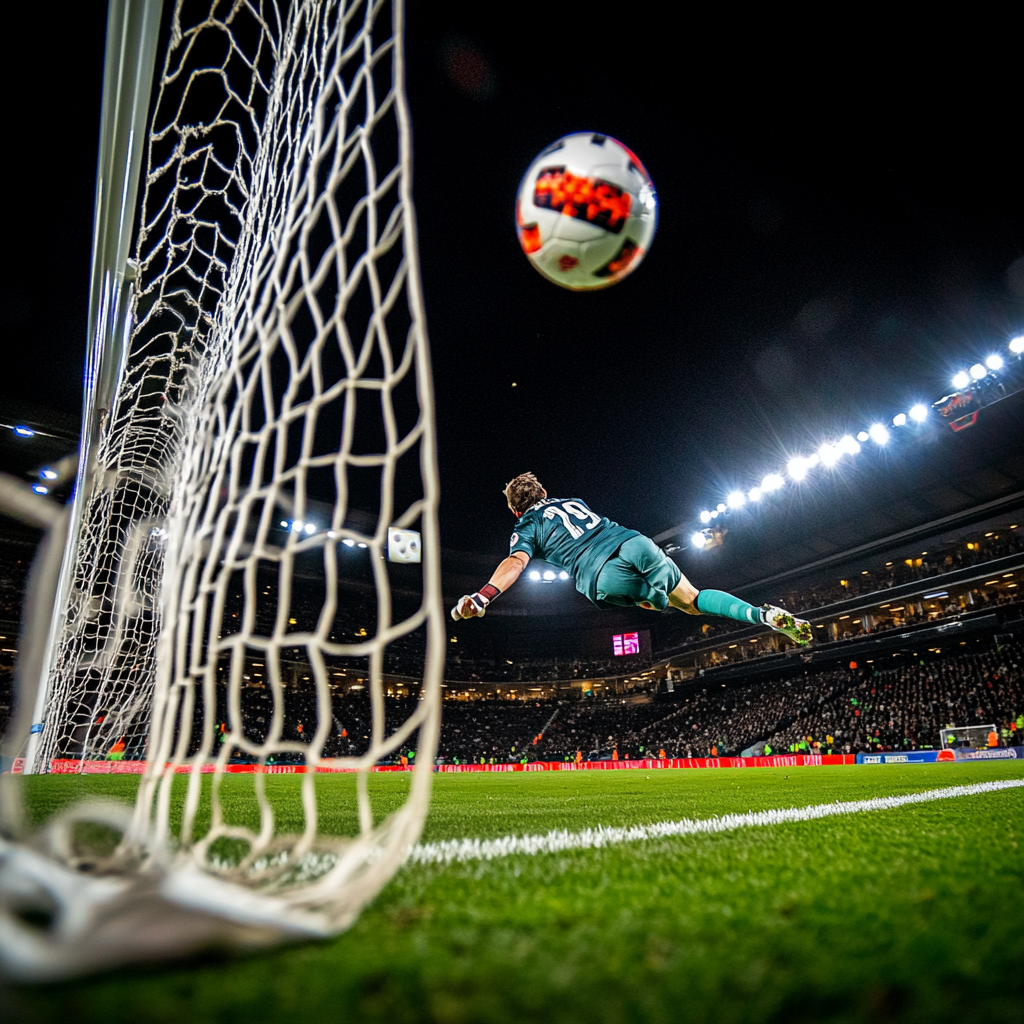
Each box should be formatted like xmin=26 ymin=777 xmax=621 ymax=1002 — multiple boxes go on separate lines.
xmin=7 ymin=761 xmax=1024 ymax=1023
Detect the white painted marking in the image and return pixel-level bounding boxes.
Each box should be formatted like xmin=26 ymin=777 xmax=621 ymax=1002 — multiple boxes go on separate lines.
xmin=407 ymin=779 xmax=1024 ymax=866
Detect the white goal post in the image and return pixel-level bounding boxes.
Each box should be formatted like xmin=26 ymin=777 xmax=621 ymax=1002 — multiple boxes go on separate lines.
xmin=940 ymin=725 xmax=997 ymax=749
xmin=0 ymin=0 xmax=445 ymax=981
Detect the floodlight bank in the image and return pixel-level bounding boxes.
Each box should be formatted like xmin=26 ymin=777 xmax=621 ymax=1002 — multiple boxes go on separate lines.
xmin=407 ymin=779 xmax=1024 ymax=866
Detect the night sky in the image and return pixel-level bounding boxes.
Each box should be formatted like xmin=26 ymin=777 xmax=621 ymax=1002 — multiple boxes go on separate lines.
xmin=3 ymin=6 xmax=1022 ymax=577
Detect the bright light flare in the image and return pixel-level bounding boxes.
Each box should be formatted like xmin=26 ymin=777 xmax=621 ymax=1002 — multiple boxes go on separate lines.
xmin=342 ymin=538 xmax=356 ymax=547
xmin=856 ymin=430 xmax=869 ymax=442
xmin=31 ymin=484 xmax=48 ymax=495
xmin=40 ymin=469 xmax=58 ymax=481
xmin=761 ymin=473 xmax=784 ymax=492
xmin=818 ymin=442 xmax=839 ymax=467
xmin=952 ymin=371 xmax=970 ymax=389
xmin=838 ymin=435 xmax=861 ymax=456
xmin=716 ymin=502 xmax=727 ymax=513
xmin=787 ymin=456 xmax=808 ymax=481
xmin=542 ymin=569 xmax=556 ymax=580
xmin=747 ymin=487 xmax=762 ymax=502
xmin=985 ymin=354 xmax=1003 ymax=370
xmin=969 ymin=363 xmax=986 ymax=380
xmin=726 ymin=490 xmax=745 ymax=509
xmin=13 ymin=426 xmax=34 ymax=437
xmin=558 ymin=571 xmax=570 ymax=580
xmin=528 ymin=569 xmax=541 ymax=580
xmin=892 ymin=412 xmax=908 ymax=427
xmin=1010 ymin=336 xmax=1024 ymax=355
xmin=304 ymin=522 xmax=316 ymax=535
xmin=909 ymin=404 xmax=928 ymax=422
xmin=699 ymin=510 xmax=712 ymax=524
xmin=868 ymin=423 xmax=889 ymax=444
xmin=691 ymin=531 xmax=707 ymax=549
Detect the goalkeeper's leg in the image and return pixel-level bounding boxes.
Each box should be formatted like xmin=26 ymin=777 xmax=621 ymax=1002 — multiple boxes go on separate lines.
xmin=666 ymin=575 xmax=812 ymax=646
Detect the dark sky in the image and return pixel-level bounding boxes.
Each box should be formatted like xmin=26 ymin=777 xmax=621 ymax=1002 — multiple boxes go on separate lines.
xmin=3 ymin=5 xmax=1022 ymax=570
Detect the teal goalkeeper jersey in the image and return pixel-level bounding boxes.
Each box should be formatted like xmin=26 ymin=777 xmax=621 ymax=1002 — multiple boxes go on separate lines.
xmin=508 ymin=498 xmax=640 ymax=604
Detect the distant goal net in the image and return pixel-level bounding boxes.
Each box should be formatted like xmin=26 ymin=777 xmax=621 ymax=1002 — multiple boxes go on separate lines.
xmin=2 ymin=0 xmax=444 ymax=979
xmin=940 ymin=725 xmax=996 ymax=749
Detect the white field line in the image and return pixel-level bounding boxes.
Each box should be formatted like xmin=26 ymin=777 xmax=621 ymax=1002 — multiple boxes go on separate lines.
xmin=407 ymin=779 xmax=1024 ymax=867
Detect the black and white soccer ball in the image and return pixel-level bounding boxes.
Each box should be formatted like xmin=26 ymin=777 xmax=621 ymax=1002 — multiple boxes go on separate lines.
xmin=515 ymin=132 xmax=658 ymax=291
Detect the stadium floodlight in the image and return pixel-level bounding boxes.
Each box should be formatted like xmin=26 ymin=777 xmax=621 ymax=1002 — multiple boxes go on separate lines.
xmin=690 ymin=531 xmax=707 ymax=549
xmin=818 ymin=442 xmax=839 ymax=467
xmin=716 ymin=502 xmax=727 ymax=513
xmin=985 ymin=354 xmax=1003 ymax=370
xmin=747 ymin=486 xmax=762 ymax=502
xmin=726 ymin=490 xmax=745 ymax=509
xmin=710 ymin=509 xmax=719 ymax=518
xmin=356 ymin=542 xmax=368 ymax=549
xmin=13 ymin=426 xmax=34 ymax=437
xmin=787 ymin=456 xmax=808 ymax=481
xmin=856 ymin=430 xmax=869 ymax=442
xmin=558 ymin=570 xmax=569 ymax=580
xmin=868 ymin=423 xmax=889 ymax=445
xmin=31 ymin=484 xmax=48 ymax=495
xmin=909 ymin=404 xmax=928 ymax=422
xmin=891 ymin=413 xmax=907 ymax=427
xmin=342 ymin=538 xmax=356 ymax=547
xmin=838 ymin=435 xmax=860 ymax=455
xmin=761 ymin=472 xmax=784 ymax=492
xmin=806 ymin=453 xmax=820 ymax=468
xmin=280 ymin=519 xmax=289 ymax=528
xmin=699 ymin=510 xmax=712 ymax=524
xmin=542 ymin=569 xmax=556 ymax=581
xmin=528 ymin=569 xmax=542 ymax=580
xmin=1010 ymin=336 xmax=1024 ymax=354
xmin=969 ymin=363 xmax=986 ymax=380
xmin=952 ymin=371 xmax=970 ymax=389
xmin=40 ymin=469 xmax=58 ymax=481
xmin=303 ymin=522 xmax=316 ymax=535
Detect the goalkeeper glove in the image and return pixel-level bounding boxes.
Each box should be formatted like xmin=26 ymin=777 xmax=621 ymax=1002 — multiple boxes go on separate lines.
xmin=451 ymin=583 xmax=501 ymax=621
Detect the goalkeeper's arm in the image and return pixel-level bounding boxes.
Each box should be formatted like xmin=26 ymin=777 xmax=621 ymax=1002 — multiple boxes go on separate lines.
xmin=451 ymin=551 xmax=529 ymax=620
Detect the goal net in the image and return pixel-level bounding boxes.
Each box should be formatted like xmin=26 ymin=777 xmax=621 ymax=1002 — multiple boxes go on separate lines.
xmin=940 ymin=725 xmax=996 ymax=749
xmin=1 ymin=0 xmax=444 ymax=980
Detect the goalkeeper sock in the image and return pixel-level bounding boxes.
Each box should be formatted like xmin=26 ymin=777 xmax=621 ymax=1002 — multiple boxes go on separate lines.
xmin=694 ymin=589 xmax=762 ymax=625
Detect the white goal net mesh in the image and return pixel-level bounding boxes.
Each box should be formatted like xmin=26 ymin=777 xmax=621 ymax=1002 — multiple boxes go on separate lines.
xmin=940 ymin=725 xmax=996 ymax=748
xmin=4 ymin=0 xmax=444 ymax=977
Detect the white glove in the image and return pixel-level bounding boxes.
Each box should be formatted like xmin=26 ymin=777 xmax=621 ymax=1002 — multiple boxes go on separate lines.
xmin=450 ymin=583 xmax=501 ymax=621
xmin=451 ymin=593 xmax=489 ymax=620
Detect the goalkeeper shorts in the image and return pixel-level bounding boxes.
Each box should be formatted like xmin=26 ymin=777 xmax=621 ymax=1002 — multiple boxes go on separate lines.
xmin=594 ymin=535 xmax=682 ymax=610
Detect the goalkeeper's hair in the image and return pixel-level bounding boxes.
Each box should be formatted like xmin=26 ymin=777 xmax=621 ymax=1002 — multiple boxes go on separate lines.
xmin=504 ymin=472 xmax=545 ymax=514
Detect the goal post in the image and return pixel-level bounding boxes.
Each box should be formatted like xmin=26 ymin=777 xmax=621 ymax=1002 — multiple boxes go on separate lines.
xmin=1 ymin=0 xmax=445 ymax=980
xmin=940 ymin=725 xmax=997 ymax=749
xmin=22 ymin=0 xmax=164 ymax=775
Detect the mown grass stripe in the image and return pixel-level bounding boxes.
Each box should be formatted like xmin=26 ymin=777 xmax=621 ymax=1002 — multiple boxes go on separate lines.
xmin=407 ymin=778 xmax=1024 ymax=866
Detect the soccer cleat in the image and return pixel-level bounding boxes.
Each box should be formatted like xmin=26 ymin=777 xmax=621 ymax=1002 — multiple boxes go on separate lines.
xmin=760 ymin=604 xmax=812 ymax=646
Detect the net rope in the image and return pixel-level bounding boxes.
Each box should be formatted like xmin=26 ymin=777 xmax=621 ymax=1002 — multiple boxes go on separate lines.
xmin=23 ymin=0 xmax=443 ymax=944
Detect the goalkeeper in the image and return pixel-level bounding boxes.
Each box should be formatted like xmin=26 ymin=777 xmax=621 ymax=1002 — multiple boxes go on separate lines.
xmin=451 ymin=472 xmax=811 ymax=646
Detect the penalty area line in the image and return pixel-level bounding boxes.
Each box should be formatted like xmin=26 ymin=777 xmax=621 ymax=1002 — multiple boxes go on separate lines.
xmin=408 ymin=778 xmax=1024 ymax=867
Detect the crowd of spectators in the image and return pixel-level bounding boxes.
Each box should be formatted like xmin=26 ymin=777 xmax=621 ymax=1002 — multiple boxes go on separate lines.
xmin=774 ymin=530 xmax=1023 ymax=612
xmin=765 ymin=645 xmax=1024 ymax=755
xmin=42 ymin=637 xmax=1024 ymax=766
xmin=152 ymin=639 xmax=1023 ymax=766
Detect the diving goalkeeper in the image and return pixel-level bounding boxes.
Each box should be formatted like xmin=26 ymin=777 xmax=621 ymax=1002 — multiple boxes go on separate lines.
xmin=450 ymin=472 xmax=812 ymax=646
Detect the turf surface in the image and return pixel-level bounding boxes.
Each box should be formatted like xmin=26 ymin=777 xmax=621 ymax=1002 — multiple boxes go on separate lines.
xmin=6 ymin=762 xmax=1024 ymax=1023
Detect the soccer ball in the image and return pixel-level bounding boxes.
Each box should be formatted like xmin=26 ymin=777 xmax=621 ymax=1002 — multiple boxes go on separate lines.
xmin=515 ymin=132 xmax=658 ymax=291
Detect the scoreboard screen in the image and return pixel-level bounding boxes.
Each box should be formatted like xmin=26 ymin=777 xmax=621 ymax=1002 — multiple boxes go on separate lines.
xmin=612 ymin=632 xmax=640 ymax=656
